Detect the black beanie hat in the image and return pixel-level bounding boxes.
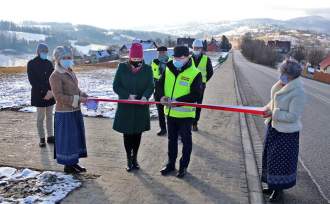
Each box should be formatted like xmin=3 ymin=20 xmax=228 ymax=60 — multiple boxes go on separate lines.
xmin=157 ymin=46 xmax=168 ymax=51
xmin=173 ymin=46 xmax=189 ymax=57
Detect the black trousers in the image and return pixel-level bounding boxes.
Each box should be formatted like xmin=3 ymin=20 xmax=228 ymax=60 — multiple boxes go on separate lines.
xmin=154 ymin=88 xmax=166 ymax=131
xmin=194 ymin=84 xmax=206 ymax=125
xmin=123 ymin=133 xmax=142 ymax=158
xmin=156 ymin=103 xmax=167 ymax=131
xmin=167 ymin=117 xmax=193 ymax=169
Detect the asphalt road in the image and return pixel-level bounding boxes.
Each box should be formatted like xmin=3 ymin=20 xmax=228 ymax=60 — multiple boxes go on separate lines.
xmin=233 ymin=50 xmax=330 ymax=203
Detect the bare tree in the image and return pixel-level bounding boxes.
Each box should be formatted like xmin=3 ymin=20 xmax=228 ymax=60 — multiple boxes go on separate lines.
xmin=307 ymin=48 xmax=326 ymax=67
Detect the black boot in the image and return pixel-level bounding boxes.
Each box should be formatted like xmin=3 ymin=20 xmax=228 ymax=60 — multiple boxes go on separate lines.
xmin=126 ymin=156 xmax=133 ymax=172
xmin=160 ymin=164 xmax=175 ymax=176
xmin=73 ymin=164 xmax=87 ymax=172
xmin=132 ymin=154 xmax=140 ymax=170
xmin=64 ymin=165 xmax=80 ymax=174
xmin=39 ymin=138 xmax=46 ymax=147
xmin=177 ymin=167 xmax=187 ymax=178
xmin=269 ymin=190 xmax=283 ymax=202
xmin=262 ymin=187 xmax=274 ymax=195
xmin=47 ymin=136 xmax=55 ymax=144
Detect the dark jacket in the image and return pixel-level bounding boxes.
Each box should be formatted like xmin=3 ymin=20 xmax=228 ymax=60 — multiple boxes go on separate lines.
xmin=27 ymin=56 xmax=55 ymax=107
xmin=192 ymin=54 xmax=214 ymax=84
xmin=157 ymin=59 xmax=203 ymax=122
xmin=113 ymin=62 xmax=154 ymax=134
xmin=152 ymin=58 xmax=167 ymax=100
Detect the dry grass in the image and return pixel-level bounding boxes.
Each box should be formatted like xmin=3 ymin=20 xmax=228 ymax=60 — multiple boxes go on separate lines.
xmin=0 ymin=61 xmax=120 ymax=75
xmin=0 ymin=66 xmax=26 ymax=74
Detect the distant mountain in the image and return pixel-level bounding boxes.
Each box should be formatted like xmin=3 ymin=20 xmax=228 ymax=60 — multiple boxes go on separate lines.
xmin=285 ymin=16 xmax=330 ymax=33
xmin=0 ymin=20 xmax=176 ymax=54
xmin=146 ymin=16 xmax=330 ymax=37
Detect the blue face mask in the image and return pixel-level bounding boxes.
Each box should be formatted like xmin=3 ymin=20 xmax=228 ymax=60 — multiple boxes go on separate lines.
xmin=173 ymin=59 xmax=185 ymax=70
xmin=158 ymin=55 xmax=169 ymax=63
xmin=60 ymin=59 xmax=74 ymax=69
xmin=39 ymin=53 xmax=48 ymax=60
xmin=280 ymin=74 xmax=289 ymax=84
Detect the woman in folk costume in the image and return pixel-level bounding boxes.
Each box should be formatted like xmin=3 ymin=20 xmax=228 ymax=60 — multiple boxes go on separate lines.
xmin=49 ymin=46 xmax=88 ymax=174
xmin=262 ymin=59 xmax=306 ymax=202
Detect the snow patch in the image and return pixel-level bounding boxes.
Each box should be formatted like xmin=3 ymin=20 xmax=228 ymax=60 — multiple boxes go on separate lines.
xmin=7 ymin=31 xmax=48 ymax=41
xmin=0 ymin=167 xmax=81 ymax=204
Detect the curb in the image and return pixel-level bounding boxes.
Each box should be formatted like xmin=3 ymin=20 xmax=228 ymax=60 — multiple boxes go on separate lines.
xmin=232 ymin=53 xmax=264 ymax=204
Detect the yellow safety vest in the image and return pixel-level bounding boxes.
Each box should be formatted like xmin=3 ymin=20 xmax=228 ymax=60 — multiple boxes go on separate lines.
xmin=151 ymin=60 xmax=161 ymax=80
xmin=164 ymin=65 xmax=201 ymax=118
xmin=192 ymin=55 xmax=208 ymax=83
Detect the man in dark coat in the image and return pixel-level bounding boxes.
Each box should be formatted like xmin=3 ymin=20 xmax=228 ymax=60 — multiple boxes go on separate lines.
xmin=191 ymin=39 xmax=214 ymax=131
xmin=151 ymin=46 xmax=170 ymax=136
xmin=27 ymin=43 xmax=55 ymax=147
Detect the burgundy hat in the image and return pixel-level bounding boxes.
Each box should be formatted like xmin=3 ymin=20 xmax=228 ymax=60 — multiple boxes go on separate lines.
xmin=129 ymin=43 xmax=143 ymax=60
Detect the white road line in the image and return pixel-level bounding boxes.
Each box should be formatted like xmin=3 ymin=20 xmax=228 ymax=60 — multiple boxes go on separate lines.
xmin=299 ymin=157 xmax=330 ymax=204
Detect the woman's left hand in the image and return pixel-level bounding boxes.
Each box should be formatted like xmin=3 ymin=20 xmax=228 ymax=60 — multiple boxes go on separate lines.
xmin=263 ymin=109 xmax=272 ymax=118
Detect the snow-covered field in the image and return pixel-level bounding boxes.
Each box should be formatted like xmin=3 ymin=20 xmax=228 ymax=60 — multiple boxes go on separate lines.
xmin=0 ymin=167 xmax=81 ymax=204
xmin=0 ymin=68 xmax=158 ymax=119
xmin=69 ymin=40 xmax=108 ymax=56
xmin=0 ymin=53 xmax=34 ymax=67
xmin=7 ymin=31 xmax=48 ymax=41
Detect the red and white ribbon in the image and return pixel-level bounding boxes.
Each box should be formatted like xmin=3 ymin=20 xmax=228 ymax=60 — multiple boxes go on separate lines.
xmin=87 ymin=98 xmax=267 ymax=117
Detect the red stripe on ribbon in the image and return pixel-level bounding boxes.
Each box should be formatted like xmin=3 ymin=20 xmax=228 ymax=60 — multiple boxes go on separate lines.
xmin=88 ymin=98 xmax=267 ymax=117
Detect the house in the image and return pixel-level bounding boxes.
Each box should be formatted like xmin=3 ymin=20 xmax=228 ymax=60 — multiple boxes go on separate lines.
xmin=207 ymin=38 xmax=221 ymax=52
xmin=319 ymin=55 xmax=330 ymax=73
xmin=267 ymin=40 xmax=291 ymax=53
xmin=119 ymin=40 xmax=157 ymax=54
xmin=177 ymin=37 xmax=195 ymax=48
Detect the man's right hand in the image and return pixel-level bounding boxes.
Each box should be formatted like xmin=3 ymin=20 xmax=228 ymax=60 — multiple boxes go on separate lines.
xmin=160 ymin=96 xmax=177 ymax=107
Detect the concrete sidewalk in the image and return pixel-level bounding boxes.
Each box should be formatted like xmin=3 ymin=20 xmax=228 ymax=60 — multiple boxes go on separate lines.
xmin=0 ymin=54 xmax=250 ymax=204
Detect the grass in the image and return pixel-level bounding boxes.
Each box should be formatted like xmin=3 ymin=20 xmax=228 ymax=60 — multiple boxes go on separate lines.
xmin=0 ymin=61 xmax=120 ymax=75
xmin=0 ymin=66 xmax=26 ymax=74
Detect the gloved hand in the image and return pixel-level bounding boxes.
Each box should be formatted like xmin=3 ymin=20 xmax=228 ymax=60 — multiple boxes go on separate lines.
xmin=85 ymin=99 xmax=99 ymax=111
xmin=141 ymin=96 xmax=148 ymax=101
xmin=128 ymin=94 xmax=137 ymax=100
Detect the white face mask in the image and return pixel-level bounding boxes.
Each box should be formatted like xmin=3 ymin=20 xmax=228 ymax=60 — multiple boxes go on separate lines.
xmin=60 ymin=59 xmax=74 ymax=69
xmin=193 ymin=50 xmax=201 ymax=56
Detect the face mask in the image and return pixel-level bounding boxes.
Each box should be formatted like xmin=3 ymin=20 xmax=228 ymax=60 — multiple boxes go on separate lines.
xmin=60 ymin=59 xmax=74 ymax=69
xmin=39 ymin=53 xmax=48 ymax=60
xmin=173 ymin=59 xmax=185 ymax=70
xmin=158 ymin=55 xmax=169 ymax=63
xmin=193 ymin=50 xmax=201 ymax=56
xmin=130 ymin=61 xmax=143 ymax=68
xmin=280 ymin=74 xmax=289 ymax=84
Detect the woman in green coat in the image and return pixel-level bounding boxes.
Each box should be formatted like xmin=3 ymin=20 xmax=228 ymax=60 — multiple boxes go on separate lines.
xmin=113 ymin=43 xmax=154 ymax=172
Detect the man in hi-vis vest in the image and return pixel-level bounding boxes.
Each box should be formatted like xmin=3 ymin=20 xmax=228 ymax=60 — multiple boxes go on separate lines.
xmin=152 ymin=46 xmax=170 ymax=136
xmin=191 ymin=39 xmax=213 ymax=132
xmin=158 ymin=46 xmax=203 ymax=178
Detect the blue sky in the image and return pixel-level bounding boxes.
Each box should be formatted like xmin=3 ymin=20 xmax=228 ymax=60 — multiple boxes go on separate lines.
xmin=0 ymin=0 xmax=330 ymax=29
